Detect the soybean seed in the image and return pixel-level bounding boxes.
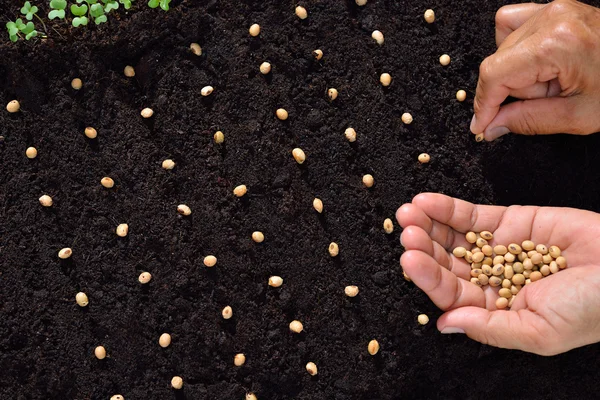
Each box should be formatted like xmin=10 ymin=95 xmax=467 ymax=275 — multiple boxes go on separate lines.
xmin=522 ymin=240 xmax=535 ymax=251
xmin=401 ymin=113 xmax=413 ymax=125
xmin=124 ymin=65 xmax=135 ymax=77
xmin=26 ymin=147 xmax=38 ymax=159
xmin=488 ymin=276 xmax=502 ymax=287
xmin=482 ymin=257 xmax=493 ymax=266
xmin=162 ymin=159 xmax=175 ymax=170
xmin=233 ymin=184 xmax=247 ymax=197
xmin=101 ymin=177 xmax=114 ymax=188
xmin=549 ymin=261 xmax=559 ymax=274
xmin=504 ymin=253 xmax=516 ymax=263
xmin=492 ymin=264 xmax=504 ymax=276
xmin=518 ymin=252 xmax=527 ymax=262
xmin=556 ymin=256 xmax=567 ymax=269
xmin=327 ymin=88 xmax=338 ymax=101
xmin=246 ymin=394 xmax=258 ymax=400
xmin=345 ymin=127 xmax=357 ymax=142
xmin=141 ymin=108 xmax=154 ymax=118
xmin=465 ymin=232 xmax=477 ymax=244
xmin=472 ymin=252 xmax=484 ymax=263
xmin=139 ymin=272 xmax=152 ymax=284
xmin=190 ymin=42 xmax=202 ymax=55
xmin=249 ymin=23 xmax=260 ymax=37
xmin=328 ymin=242 xmax=339 ymax=257
xmin=513 ymin=262 xmax=524 ymax=273
xmin=356 ymin=0 xmax=367 ymax=5
xmin=344 ymin=285 xmax=359 ymax=297
xmin=493 ymin=245 xmax=507 ymax=255
xmin=542 ymin=254 xmax=553 ymax=264
xmin=383 ymin=218 xmax=394 ymax=234
xmin=456 ymin=90 xmax=466 ymax=102
xmin=502 ymin=279 xmax=512 ymax=289
xmin=371 ymin=30 xmax=384 ymax=45
xmin=523 ymin=270 xmax=532 ymax=279
xmin=499 ymin=288 xmax=512 ymax=299
xmin=295 ymin=6 xmax=308 ymax=19
xmin=313 ymin=49 xmax=323 ymax=60
xmin=475 ymin=133 xmax=484 ymax=142
xmin=452 ymin=247 xmax=467 ymax=258
xmin=470 ymin=269 xmax=482 ymax=278
xmin=177 ymin=204 xmax=192 ymax=216
xmin=276 ymin=108 xmax=288 ymax=120
xmin=292 ymin=148 xmax=306 ymax=164
xmin=481 ymin=265 xmax=492 ymax=276
xmin=549 ymin=245 xmax=561 ymax=258
xmin=71 ymin=78 xmax=83 ymax=90
xmin=159 ymin=333 xmax=171 ymax=348
xmin=536 ymin=244 xmax=548 ymax=254
xmin=380 ymin=73 xmax=392 ymax=87
xmin=171 ymin=376 xmax=183 ymax=389
xmin=530 ymin=271 xmax=543 ymax=282
xmin=531 ymin=253 xmax=542 ymax=265
xmin=471 ymin=247 xmax=481 ymax=254
xmin=76 ymin=292 xmax=89 ymax=307
xmin=476 ymin=238 xmax=488 ymax=248
xmin=507 ymin=243 xmax=521 ymax=255
xmin=201 ymin=86 xmax=214 ymax=96
xmin=204 ymin=255 xmax=217 ymax=267
xmin=439 ymin=54 xmax=451 ymax=66
xmin=481 ymin=245 xmax=493 ymax=256
xmin=368 ymin=339 xmax=380 ymax=355
xmin=306 ymin=362 xmax=318 ymax=376
xmin=111 ymin=395 xmax=124 ymax=400
xmin=259 ymin=62 xmax=271 ymax=74
xmin=478 ymin=274 xmax=489 ymax=285
xmin=59 ymin=247 xmax=72 ymax=259
xmin=403 ymin=271 xmax=411 ymax=281
xmin=418 ymin=153 xmax=430 ymax=164
xmin=234 ymin=353 xmax=246 ymax=367
xmin=523 ymin=258 xmax=533 ymax=270
xmin=362 ymin=174 xmax=374 ymax=188
xmin=496 ymin=297 xmax=509 ymax=309
xmin=289 ymin=320 xmax=304 ymax=333
xmin=471 ymin=277 xmax=481 ymax=286
xmin=214 ymin=131 xmax=225 ymax=143
xmin=222 ymin=306 xmax=233 ymax=320
xmin=313 ymin=198 xmax=323 ymax=213
xmin=95 ymin=346 xmax=107 ymax=359
xmin=84 ymin=127 xmax=97 ymax=139
xmin=540 ymin=264 xmax=550 ymax=276
xmin=6 ymin=100 xmax=20 ymax=113
xmin=504 ymin=265 xmax=514 ymax=279
xmin=480 ymin=231 xmax=493 ymax=240
xmin=252 ymin=231 xmax=264 ymax=243
xmin=116 ymin=223 xmax=129 ymax=237
xmin=511 ymin=285 xmax=521 ymax=295
xmin=424 ymin=9 xmax=435 ymax=23
xmin=39 ymin=195 xmax=53 ymax=207
xmin=493 ymin=255 xmax=504 ymax=265
xmin=471 ymin=263 xmax=482 ymax=270
xmin=417 ymin=314 xmax=429 ymax=325
xmin=464 ymin=251 xmax=473 ymax=263
xmin=268 ymin=276 xmax=283 ymax=287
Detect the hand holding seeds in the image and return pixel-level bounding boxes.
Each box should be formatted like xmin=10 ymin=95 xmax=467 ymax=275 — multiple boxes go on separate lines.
xmin=398 ymin=192 xmax=600 ymax=356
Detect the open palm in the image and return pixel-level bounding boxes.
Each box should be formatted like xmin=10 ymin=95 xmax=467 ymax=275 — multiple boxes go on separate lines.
xmin=396 ymin=193 xmax=600 ymax=356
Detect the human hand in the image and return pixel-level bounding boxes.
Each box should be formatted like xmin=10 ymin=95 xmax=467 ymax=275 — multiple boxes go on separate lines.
xmin=471 ymin=0 xmax=600 ymax=141
xmin=396 ymin=193 xmax=600 ymax=355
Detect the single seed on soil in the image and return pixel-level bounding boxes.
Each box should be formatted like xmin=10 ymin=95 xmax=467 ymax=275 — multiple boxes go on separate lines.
xmin=403 ymin=271 xmax=411 ymax=281
xmin=252 ymin=231 xmax=265 ymax=243
xmin=124 ymin=65 xmax=135 ymax=77
xmin=177 ymin=204 xmax=192 ymax=216
xmin=289 ymin=320 xmax=303 ymax=333
xmin=371 ymin=30 xmax=384 ymax=45
xmin=313 ymin=198 xmax=323 ymax=213
xmin=401 ymin=113 xmax=413 ymax=125
xmin=536 ymin=244 xmax=548 ymax=254
xmin=276 ymin=108 xmax=288 ymax=120
xmin=465 ymin=232 xmax=477 ymax=244
xmin=417 ymin=314 xmax=429 ymax=325
xmin=249 ymin=24 xmax=260 ymax=37
xmin=306 ymin=362 xmax=318 ymax=376
xmin=475 ymin=133 xmax=484 ymax=142
xmin=204 ymin=255 xmax=217 ymax=267
xmin=480 ymin=231 xmax=493 ymax=240
xmin=234 ymin=353 xmax=246 ymax=366
xmin=171 ymin=376 xmax=183 ymax=390
xmin=6 ymin=100 xmax=20 ymax=113
xmin=233 ymin=185 xmax=247 ymax=197
xmin=190 ymin=42 xmax=202 ymax=56
xmin=39 ymin=195 xmax=53 ymax=207
xmin=556 ymin=256 xmax=567 ymax=269
xmin=344 ymin=127 xmax=357 ymax=142
xmin=214 ymin=131 xmax=225 ymax=143
xmin=522 ymin=240 xmax=535 ymax=251
xmin=268 ymin=276 xmax=283 ymax=287
xmin=363 ymin=174 xmax=374 ymax=188
xmin=95 ymin=346 xmax=106 ymax=359
xmin=71 ymin=78 xmax=83 ymax=90
xmin=141 ymin=108 xmax=154 ymax=118
xmin=100 ymin=177 xmax=115 ymax=188
xmin=201 ymin=86 xmax=214 ymax=96
xmin=26 ymin=147 xmax=37 ymax=159
xmin=383 ymin=218 xmax=394 ymax=234
xmin=368 ymin=339 xmax=380 ymax=355
xmin=418 ymin=153 xmax=430 ymax=164
xmin=159 ymin=333 xmax=171 ymax=348
xmin=380 ymin=73 xmax=392 ymax=86
xmin=292 ymin=148 xmax=306 ymax=164
xmin=356 ymin=0 xmax=367 ymax=5
xmin=222 ymin=306 xmax=233 ymax=319
xmin=295 ymin=6 xmax=308 ymax=19
xmin=313 ymin=49 xmax=323 ymax=60
xmin=139 ymin=272 xmax=152 ymax=284
xmin=493 ymin=245 xmax=507 ymax=255
xmin=424 ymin=9 xmax=435 ymax=23
xmin=111 ymin=395 xmax=124 ymax=400
xmin=246 ymin=394 xmax=257 ymax=400
xmin=84 ymin=127 xmax=97 ymax=139
xmin=439 ymin=54 xmax=451 ymax=66
xmin=452 ymin=247 xmax=467 ymax=257
xmin=456 ymin=90 xmax=466 ymax=102
xmin=328 ymin=242 xmax=339 ymax=257
xmin=327 ymin=88 xmax=338 ymax=101
xmin=162 ymin=159 xmax=175 ymax=170
xmin=345 ymin=285 xmax=359 ymax=297
xmin=259 ymin=62 xmax=271 ymax=74
xmin=530 ymin=271 xmax=543 ymax=282
xmin=76 ymin=292 xmax=89 ymax=307
xmin=496 ymin=297 xmax=508 ymax=309
xmin=59 ymin=247 xmax=72 ymax=259
xmin=549 ymin=245 xmax=561 ymax=258
xmin=116 ymin=223 xmax=129 ymax=237
xmin=476 ymin=238 xmax=488 ymax=248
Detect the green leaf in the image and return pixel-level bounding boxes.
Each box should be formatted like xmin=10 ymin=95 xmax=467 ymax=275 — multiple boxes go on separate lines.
xmin=119 ymin=0 xmax=132 ymax=9
xmin=147 ymin=0 xmax=159 ymax=8
xmin=10 ymin=34 xmax=18 ymax=42
xmin=159 ymin=0 xmax=170 ymax=11
xmin=71 ymin=4 xmax=88 ymax=16
xmin=90 ymin=3 xmax=104 ymax=17
xmin=50 ymin=0 xmax=68 ymax=10
xmin=48 ymin=9 xmax=66 ymax=19
xmin=15 ymin=18 xmax=26 ymax=30
xmin=72 ymin=16 xmax=89 ymax=27
xmin=30 ymin=5 xmax=38 ymax=13
xmin=104 ymin=2 xmax=119 ymax=12
xmin=25 ymin=30 xmax=38 ymax=40
xmin=6 ymin=22 xmax=19 ymax=36
xmin=20 ymin=21 xmax=35 ymax=34
xmin=20 ymin=1 xmax=32 ymax=14
xmin=94 ymin=15 xmax=107 ymax=24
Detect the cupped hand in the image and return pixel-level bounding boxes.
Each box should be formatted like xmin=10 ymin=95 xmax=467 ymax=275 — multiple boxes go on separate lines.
xmin=396 ymin=193 xmax=600 ymax=355
xmin=471 ymin=0 xmax=600 ymax=140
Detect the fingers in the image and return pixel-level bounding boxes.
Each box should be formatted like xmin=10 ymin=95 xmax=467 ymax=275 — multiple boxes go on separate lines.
xmin=437 ymin=307 xmax=556 ymax=355
xmin=495 ymin=3 xmax=546 ymax=47
xmin=397 ymin=203 xmax=465 ymax=250
xmin=483 ymin=96 xmax=594 ymax=140
xmin=400 ymin=250 xmax=486 ymax=310
xmin=509 ymin=79 xmax=561 ymax=100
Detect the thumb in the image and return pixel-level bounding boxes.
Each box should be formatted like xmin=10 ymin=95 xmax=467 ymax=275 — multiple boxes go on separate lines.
xmin=437 ymin=306 xmax=553 ymax=355
xmin=482 ymin=96 xmax=582 ymax=140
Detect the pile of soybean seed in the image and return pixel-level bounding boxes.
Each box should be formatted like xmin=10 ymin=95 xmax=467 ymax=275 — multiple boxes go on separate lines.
xmin=452 ymin=231 xmax=567 ymax=309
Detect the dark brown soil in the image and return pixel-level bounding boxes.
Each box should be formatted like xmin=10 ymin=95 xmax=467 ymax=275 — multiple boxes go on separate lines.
xmin=2 ymin=0 xmax=600 ymax=399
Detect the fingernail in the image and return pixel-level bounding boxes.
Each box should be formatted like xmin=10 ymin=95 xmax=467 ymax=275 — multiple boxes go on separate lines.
xmin=400 ymin=236 xmax=405 ymax=247
xmin=469 ymin=114 xmax=477 ymax=133
xmin=487 ymin=126 xmax=510 ymax=141
xmin=440 ymin=327 xmax=465 ymax=334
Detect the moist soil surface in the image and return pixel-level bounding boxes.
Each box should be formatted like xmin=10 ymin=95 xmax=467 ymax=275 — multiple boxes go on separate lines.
xmin=2 ymin=0 xmax=600 ymax=399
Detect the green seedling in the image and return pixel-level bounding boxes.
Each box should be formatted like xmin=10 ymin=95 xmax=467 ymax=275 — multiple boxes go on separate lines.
xmin=103 ymin=0 xmax=120 ymax=12
xmin=48 ymin=0 xmax=67 ymax=19
xmin=70 ymin=4 xmax=89 ymax=27
xmin=6 ymin=18 xmax=38 ymax=41
xmin=90 ymin=3 xmax=107 ymax=24
xmin=148 ymin=0 xmax=171 ymax=11
xmin=21 ymin=1 xmax=39 ymax=20
xmin=119 ymin=0 xmax=133 ymax=9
